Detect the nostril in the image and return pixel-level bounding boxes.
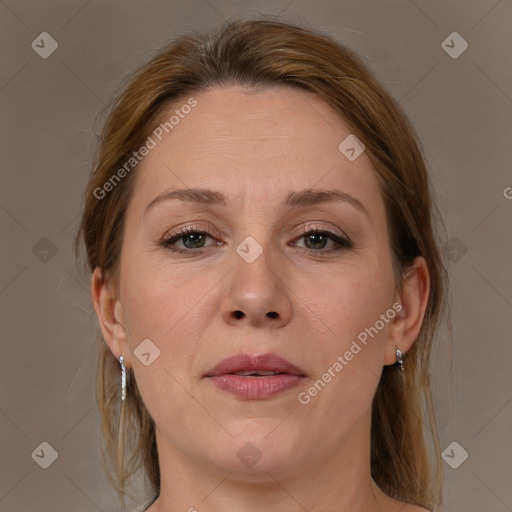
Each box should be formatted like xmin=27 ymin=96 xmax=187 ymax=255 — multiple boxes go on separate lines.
xmin=267 ymin=311 xmax=278 ymax=319
xmin=233 ymin=310 xmax=245 ymax=319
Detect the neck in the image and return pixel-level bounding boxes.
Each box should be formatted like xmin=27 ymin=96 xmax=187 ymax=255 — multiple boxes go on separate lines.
xmin=149 ymin=409 xmax=389 ymax=512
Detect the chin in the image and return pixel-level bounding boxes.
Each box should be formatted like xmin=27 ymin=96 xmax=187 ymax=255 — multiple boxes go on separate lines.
xmin=208 ymin=421 xmax=304 ymax=476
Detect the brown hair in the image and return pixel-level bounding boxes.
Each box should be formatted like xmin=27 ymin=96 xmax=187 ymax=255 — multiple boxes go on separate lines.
xmin=74 ymin=15 xmax=449 ymax=511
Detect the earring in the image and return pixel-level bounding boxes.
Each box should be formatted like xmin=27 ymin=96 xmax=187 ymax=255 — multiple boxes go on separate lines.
xmin=395 ymin=346 xmax=405 ymax=372
xmin=119 ymin=355 xmax=127 ymax=401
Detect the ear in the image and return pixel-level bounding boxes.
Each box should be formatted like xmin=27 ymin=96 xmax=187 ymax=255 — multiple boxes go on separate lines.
xmin=384 ymin=256 xmax=430 ymax=366
xmin=91 ymin=267 xmax=131 ymax=368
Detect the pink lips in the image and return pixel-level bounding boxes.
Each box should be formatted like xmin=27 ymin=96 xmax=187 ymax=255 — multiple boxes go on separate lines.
xmin=204 ymin=353 xmax=306 ymax=400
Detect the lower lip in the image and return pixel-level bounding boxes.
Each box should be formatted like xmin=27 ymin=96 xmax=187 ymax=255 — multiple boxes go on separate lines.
xmin=207 ymin=374 xmax=304 ymax=399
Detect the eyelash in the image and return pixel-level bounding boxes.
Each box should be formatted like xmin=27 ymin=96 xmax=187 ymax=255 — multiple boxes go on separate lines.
xmin=159 ymin=224 xmax=353 ymax=257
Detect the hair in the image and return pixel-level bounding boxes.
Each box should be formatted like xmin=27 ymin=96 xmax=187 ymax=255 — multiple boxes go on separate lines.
xmin=74 ymin=15 xmax=450 ymax=511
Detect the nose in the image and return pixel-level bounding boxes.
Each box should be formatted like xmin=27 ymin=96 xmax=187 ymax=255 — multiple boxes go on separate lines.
xmin=220 ymin=239 xmax=293 ymax=329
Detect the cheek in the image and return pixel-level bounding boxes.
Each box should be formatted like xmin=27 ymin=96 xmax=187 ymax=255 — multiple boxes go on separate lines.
xmin=120 ymin=265 xmax=209 ymax=418
xmin=303 ymin=262 xmax=395 ymax=380
xmin=298 ymin=277 xmax=394 ymax=430
xmin=120 ymin=254 xmax=201 ymax=337
xmin=312 ymin=260 xmax=394 ymax=327
xmin=119 ymin=256 xmax=221 ymax=387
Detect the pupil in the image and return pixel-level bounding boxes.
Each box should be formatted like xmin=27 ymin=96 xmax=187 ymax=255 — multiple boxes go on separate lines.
xmin=184 ymin=233 xmax=204 ymax=248
xmin=306 ymin=233 xmax=326 ymax=250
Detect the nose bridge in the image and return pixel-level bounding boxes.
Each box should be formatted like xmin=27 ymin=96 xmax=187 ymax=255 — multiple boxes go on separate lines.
xmin=221 ymin=226 xmax=292 ymax=327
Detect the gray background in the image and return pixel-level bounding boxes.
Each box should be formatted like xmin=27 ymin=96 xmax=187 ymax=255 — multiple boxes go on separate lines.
xmin=1 ymin=1 xmax=511 ymax=511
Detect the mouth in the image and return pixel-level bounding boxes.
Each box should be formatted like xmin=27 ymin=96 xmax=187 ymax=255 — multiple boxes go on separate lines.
xmin=228 ymin=370 xmax=285 ymax=377
xmin=204 ymin=353 xmax=306 ymax=400
xmin=204 ymin=352 xmax=306 ymax=378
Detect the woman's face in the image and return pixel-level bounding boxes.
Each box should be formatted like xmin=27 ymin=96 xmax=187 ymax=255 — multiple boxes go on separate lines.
xmin=106 ymin=85 xmax=408 ymax=477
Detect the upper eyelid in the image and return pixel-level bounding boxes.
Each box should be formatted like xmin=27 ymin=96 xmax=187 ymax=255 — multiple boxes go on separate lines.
xmin=164 ymin=223 xmax=349 ymax=239
xmin=163 ymin=223 xmax=223 ymax=240
xmin=296 ymin=223 xmax=349 ymax=237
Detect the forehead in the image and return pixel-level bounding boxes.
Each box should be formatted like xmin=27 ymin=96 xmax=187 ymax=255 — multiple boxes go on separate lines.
xmin=128 ymin=85 xmax=383 ymax=217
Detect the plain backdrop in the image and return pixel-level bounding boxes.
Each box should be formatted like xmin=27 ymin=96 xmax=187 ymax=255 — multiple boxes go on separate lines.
xmin=1 ymin=1 xmax=511 ymax=511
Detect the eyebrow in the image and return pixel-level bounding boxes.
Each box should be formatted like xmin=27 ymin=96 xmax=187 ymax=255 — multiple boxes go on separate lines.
xmin=144 ymin=187 xmax=369 ymax=217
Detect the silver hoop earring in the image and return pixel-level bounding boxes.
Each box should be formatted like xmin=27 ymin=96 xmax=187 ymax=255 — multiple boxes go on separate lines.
xmin=395 ymin=346 xmax=405 ymax=372
xmin=119 ymin=355 xmax=127 ymax=401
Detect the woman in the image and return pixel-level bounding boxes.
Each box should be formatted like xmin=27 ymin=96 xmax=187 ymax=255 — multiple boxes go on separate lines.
xmin=74 ymin=16 xmax=449 ymax=512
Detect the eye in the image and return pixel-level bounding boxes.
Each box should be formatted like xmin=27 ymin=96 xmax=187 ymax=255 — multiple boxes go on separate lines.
xmin=292 ymin=227 xmax=353 ymax=254
xmin=173 ymin=232 xmax=208 ymax=249
xmin=159 ymin=225 xmax=353 ymax=256
xmin=160 ymin=224 xmax=222 ymax=255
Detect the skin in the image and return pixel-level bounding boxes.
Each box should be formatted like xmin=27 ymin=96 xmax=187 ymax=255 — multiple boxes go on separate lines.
xmin=92 ymin=85 xmax=431 ymax=512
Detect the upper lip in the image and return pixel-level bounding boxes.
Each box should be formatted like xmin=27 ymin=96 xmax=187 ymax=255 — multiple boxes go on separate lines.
xmin=204 ymin=353 xmax=306 ymax=377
